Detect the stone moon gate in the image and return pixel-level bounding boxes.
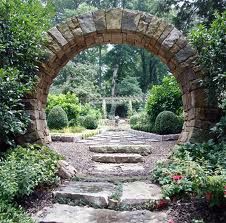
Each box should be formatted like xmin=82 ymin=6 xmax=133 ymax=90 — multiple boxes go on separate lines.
xmin=21 ymin=8 xmax=219 ymax=144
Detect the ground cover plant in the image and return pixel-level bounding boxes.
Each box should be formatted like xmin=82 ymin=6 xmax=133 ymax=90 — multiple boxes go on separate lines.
xmin=0 ymin=144 xmax=61 ymax=222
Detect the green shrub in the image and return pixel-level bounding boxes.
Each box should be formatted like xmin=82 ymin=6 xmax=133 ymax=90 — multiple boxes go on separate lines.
xmin=0 ymin=144 xmax=61 ymax=202
xmin=155 ymin=111 xmax=182 ymax=134
xmin=47 ymin=93 xmax=81 ymax=123
xmin=81 ymin=115 xmax=98 ymax=129
xmin=0 ymin=200 xmax=33 ymax=223
xmin=47 ymin=106 xmax=68 ymax=130
xmin=130 ymin=112 xmax=155 ymax=132
xmin=152 ymin=142 xmax=226 ymax=207
xmin=146 ymin=75 xmax=182 ymax=122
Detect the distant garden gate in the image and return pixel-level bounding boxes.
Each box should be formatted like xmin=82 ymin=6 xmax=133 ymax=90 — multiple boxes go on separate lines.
xmin=20 ymin=8 xmax=219 ymax=144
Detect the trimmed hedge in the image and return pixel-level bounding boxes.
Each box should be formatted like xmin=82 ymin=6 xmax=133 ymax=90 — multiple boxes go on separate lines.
xmin=81 ymin=115 xmax=98 ymax=130
xmin=47 ymin=105 xmax=68 ymax=130
xmin=155 ymin=111 xmax=183 ymax=134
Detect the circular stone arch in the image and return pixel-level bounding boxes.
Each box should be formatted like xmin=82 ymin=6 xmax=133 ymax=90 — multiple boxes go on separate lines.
xmin=20 ymin=8 xmax=219 ymax=145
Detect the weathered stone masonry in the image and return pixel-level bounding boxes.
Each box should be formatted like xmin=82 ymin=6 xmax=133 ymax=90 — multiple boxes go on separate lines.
xmin=18 ymin=8 xmax=220 ymax=144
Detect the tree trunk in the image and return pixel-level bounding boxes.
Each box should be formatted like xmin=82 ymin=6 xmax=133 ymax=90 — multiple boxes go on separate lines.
xmin=110 ymin=65 xmax=119 ymax=118
xmin=98 ymin=45 xmax=102 ymax=91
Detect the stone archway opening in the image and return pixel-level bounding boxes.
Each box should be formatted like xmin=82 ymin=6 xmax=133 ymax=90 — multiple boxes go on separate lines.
xmin=21 ymin=8 xmax=219 ymax=145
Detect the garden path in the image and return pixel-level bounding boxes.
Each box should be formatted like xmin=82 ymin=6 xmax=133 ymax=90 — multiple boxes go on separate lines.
xmin=34 ymin=130 xmax=177 ymax=223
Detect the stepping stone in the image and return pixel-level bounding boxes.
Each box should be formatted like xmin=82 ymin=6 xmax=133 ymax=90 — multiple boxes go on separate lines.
xmin=109 ymin=140 xmax=120 ymax=143
xmin=94 ymin=138 xmax=106 ymax=141
xmin=53 ymin=181 xmax=115 ymax=208
xmin=92 ymin=153 xmax=144 ymax=163
xmin=131 ymin=141 xmax=145 ymax=144
xmin=120 ymin=181 xmax=162 ymax=206
xmin=89 ymin=145 xmax=152 ymax=156
xmin=34 ymin=204 xmax=167 ymax=223
xmin=90 ymin=163 xmax=145 ymax=176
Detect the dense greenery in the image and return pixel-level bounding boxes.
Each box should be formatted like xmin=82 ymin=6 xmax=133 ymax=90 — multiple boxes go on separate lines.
xmin=47 ymin=106 xmax=69 ymax=130
xmin=146 ymin=75 xmax=182 ymax=123
xmin=47 ymin=93 xmax=101 ymax=130
xmin=155 ymin=111 xmax=183 ymax=135
xmin=0 ymin=144 xmax=61 ymax=222
xmin=152 ymin=141 xmax=226 ymax=206
xmin=0 ymin=0 xmax=54 ymax=147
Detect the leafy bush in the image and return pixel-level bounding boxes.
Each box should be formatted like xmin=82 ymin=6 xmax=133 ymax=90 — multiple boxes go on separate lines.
xmin=152 ymin=141 xmax=226 ymax=207
xmin=80 ymin=115 xmax=98 ymax=129
xmin=146 ymin=75 xmax=182 ymax=122
xmin=155 ymin=111 xmax=183 ymax=134
xmin=0 ymin=0 xmax=54 ymax=147
xmin=0 ymin=144 xmax=61 ymax=202
xmin=47 ymin=106 xmax=68 ymax=130
xmin=0 ymin=200 xmax=33 ymax=223
xmin=47 ymin=93 xmax=81 ymax=123
xmin=130 ymin=112 xmax=155 ymax=132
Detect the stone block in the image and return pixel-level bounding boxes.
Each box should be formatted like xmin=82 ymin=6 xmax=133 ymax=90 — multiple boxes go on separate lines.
xmin=92 ymin=153 xmax=144 ymax=163
xmin=57 ymin=160 xmax=77 ymax=179
xmin=106 ymin=8 xmax=123 ymax=31
xmin=111 ymin=33 xmax=123 ymax=44
xmin=162 ymin=27 xmax=182 ymax=50
xmin=175 ymin=44 xmax=196 ymax=63
xmin=57 ymin=22 xmax=74 ymax=43
xmin=48 ymin=27 xmax=68 ymax=47
xmin=93 ymin=10 xmax=106 ymax=32
xmin=78 ymin=13 xmax=96 ymax=35
xmin=137 ymin=13 xmax=153 ymax=34
xmin=122 ymin=9 xmax=141 ymax=32
xmin=146 ymin=16 xmax=162 ymax=38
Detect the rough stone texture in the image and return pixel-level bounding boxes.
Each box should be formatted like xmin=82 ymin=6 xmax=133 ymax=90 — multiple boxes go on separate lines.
xmin=122 ymin=9 xmax=141 ymax=32
xmin=57 ymin=160 xmax=77 ymax=179
xmin=106 ymin=8 xmax=123 ymax=31
xmin=120 ymin=182 xmax=162 ymax=206
xmin=78 ymin=13 xmax=96 ymax=35
xmin=20 ymin=9 xmax=218 ymax=145
xmin=90 ymin=163 xmax=144 ymax=176
xmin=92 ymin=153 xmax=144 ymax=163
xmin=89 ymin=145 xmax=152 ymax=156
xmin=53 ymin=181 xmax=115 ymax=208
xmin=34 ymin=204 xmax=167 ymax=223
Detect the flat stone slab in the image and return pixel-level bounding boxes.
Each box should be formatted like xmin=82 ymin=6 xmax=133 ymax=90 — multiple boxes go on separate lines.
xmin=92 ymin=153 xmax=144 ymax=163
xmin=109 ymin=140 xmax=121 ymax=143
xmin=53 ymin=181 xmax=115 ymax=208
xmin=90 ymin=163 xmax=145 ymax=176
xmin=131 ymin=141 xmax=145 ymax=144
xmin=120 ymin=181 xmax=162 ymax=206
xmin=34 ymin=204 xmax=167 ymax=223
xmin=89 ymin=145 xmax=152 ymax=156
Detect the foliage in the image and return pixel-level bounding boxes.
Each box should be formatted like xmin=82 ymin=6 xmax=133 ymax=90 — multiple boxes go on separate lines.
xmin=146 ymin=75 xmax=182 ymax=123
xmin=189 ymin=11 xmax=226 ymax=107
xmin=152 ymin=141 xmax=226 ymax=206
xmin=50 ymin=126 xmax=85 ymax=134
xmin=0 ymin=200 xmax=33 ymax=223
xmin=0 ymin=144 xmax=61 ymax=202
xmin=0 ymin=0 xmax=54 ymax=147
xmin=156 ymin=0 xmax=226 ymax=31
xmin=130 ymin=112 xmax=155 ymax=133
xmin=127 ymin=100 xmax=133 ymax=118
xmin=79 ymin=115 xmax=98 ymax=130
xmin=155 ymin=111 xmax=183 ymax=134
xmin=0 ymin=69 xmax=29 ymax=146
xmin=47 ymin=106 xmax=68 ymax=130
xmin=47 ymin=93 xmax=81 ymax=122
xmin=117 ymin=76 xmax=142 ymax=96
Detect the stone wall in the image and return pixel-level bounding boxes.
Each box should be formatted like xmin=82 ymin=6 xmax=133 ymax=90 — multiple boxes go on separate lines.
xmin=19 ymin=8 xmax=220 ymax=145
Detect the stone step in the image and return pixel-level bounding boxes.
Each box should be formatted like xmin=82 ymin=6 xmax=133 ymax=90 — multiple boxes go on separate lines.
xmin=53 ymin=181 xmax=115 ymax=208
xmin=34 ymin=204 xmax=167 ymax=223
xmin=89 ymin=145 xmax=152 ymax=156
xmin=120 ymin=181 xmax=163 ymax=207
xmin=89 ymin=163 xmax=145 ymax=176
xmin=92 ymin=153 xmax=144 ymax=163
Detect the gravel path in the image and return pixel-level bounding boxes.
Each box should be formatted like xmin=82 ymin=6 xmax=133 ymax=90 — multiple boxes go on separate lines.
xmin=50 ymin=130 xmax=176 ymax=177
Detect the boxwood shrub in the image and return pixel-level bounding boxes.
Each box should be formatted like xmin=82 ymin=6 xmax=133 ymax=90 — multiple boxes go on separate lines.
xmin=47 ymin=105 xmax=68 ymax=130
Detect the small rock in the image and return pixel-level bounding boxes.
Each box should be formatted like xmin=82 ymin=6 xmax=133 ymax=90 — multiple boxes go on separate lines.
xmin=57 ymin=160 xmax=77 ymax=179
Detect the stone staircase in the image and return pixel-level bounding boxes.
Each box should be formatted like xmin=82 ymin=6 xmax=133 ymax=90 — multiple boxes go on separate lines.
xmin=34 ymin=133 xmax=168 ymax=223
